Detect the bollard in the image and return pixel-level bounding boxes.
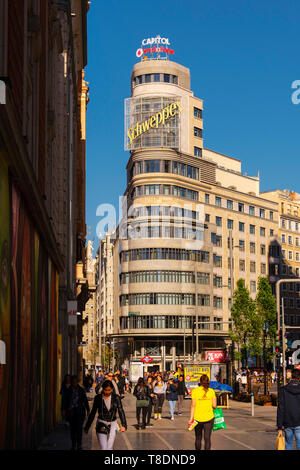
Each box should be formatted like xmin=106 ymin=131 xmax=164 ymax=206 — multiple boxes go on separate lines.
xmin=251 ymin=392 xmax=254 ymax=416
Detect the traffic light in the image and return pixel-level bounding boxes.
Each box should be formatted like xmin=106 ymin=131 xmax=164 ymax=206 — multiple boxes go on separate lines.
xmin=276 ymin=329 xmax=282 ymax=353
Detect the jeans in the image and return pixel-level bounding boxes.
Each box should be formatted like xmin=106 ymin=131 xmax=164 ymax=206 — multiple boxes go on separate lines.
xmin=284 ymin=426 xmax=300 ymax=450
xmin=154 ymin=394 xmax=165 ymax=414
xmin=97 ymin=421 xmax=118 ymax=450
xmin=168 ymin=400 xmax=177 ymax=417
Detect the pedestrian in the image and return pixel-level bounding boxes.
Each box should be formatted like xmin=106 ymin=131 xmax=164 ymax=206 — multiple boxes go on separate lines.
xmin=83 ymin=370 xmax=94 ymax=392
xmin=146 ymin=376 xmax=155 ymax=427
xmin=177 ymin=375 xmax=189 ymax=415
xmin=114 ymin=373 xmax=125 ymax=398
xmin=65 ymin=375 xmax=90 ymax=451
xmin=60 ymin=374 xmax=72 ymax=424
xmin=96 ymin=371 xmax=120 ymax=396
xmin=166 ymin=378 xmax=178 ymax=420
xmin=189 ymin=374 xmax=217 ymax=451
xmin=96 ymin=370 xmax=104 ymax=387
xmin=277 ymin=368 xmax=300 ymax=450
xmin=133 ymin=377 xmax=151 ymax=430
xmin=153 ymin=374 xmax=167 ymax=420
xmin=84 ymin=379 xmax=127 ymax=450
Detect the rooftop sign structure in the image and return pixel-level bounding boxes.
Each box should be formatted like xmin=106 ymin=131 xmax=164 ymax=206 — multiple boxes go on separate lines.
xmin=136 ymin=35 xmax=174 ymax=61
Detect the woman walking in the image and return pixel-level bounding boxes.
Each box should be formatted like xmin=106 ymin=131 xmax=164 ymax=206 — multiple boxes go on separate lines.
xmin=133 ymin=377 xmax=151 ymax=429
xmin=146 ymin=376 xmax=155 ymax=427
xmin=153 ymin=374 xmax=167 ymax=420
xmin=84 ymin=379 xmax=127 ymax=450
xmin=65 ymin=375 xmax=90 ymax=451
xmin=166 ymin=378 xmax=178 ymax=420
xmin=189 ymin=374 xmax=217 ymax=450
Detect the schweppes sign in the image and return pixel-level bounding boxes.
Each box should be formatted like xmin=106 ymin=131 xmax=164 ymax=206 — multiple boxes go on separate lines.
xmin=127 ymin=100 xmax=182 ymax=147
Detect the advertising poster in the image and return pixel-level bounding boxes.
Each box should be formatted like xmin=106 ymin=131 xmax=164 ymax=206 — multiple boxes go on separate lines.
xmin=184 ymin=365 xmax=211 ymax=394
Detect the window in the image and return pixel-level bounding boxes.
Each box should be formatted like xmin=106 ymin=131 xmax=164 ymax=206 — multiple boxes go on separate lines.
xmin=205 ymin=194 xmax=210 ymax=204
xmin=213 ymin=297 xmax=223 ymax=309
xmin=250 ymin=261 xmax=256 ymax=273
xmin=145 ymin=73 xmax=151 ymax=83
xmin=171 ymin=75 xmax=178 ymax=84
xmin=145 ymin=160 xmax=160 ymax=172
xmin=198 ymin=294 xmax=210 ymax=306
xmin=227 ymin=200 xmax=233 ymax=210
xmin=270 ymin=211 xmax=274 ymax=220
xmin=239 ymin=240 xmax=245 ymax=251
xmin=250 ymin=281 xmax=256 ymax=292
xmin=250 ymin=224 xmax=255 ymax=234
xmin=260 ymin=227 xmax=266 ymax=237
xmin=270 ymin=229 xmax=274 ymax=236
xmin=198 ymin=272 xmax=210 ymax=284
xmin=215 ymin=197 xmax=221 ymax=207
xmin=238 ymin=203 xmax=244 ymax=213
xmin=289 ymin=251 xmax=293 ymax=261
xmin=227 ymin=219 xmax=233 ymax=229
xmin=194 ymin=146 xmax=202 ymax=157
xmin=260 ymin=244 xmax=266 ymax=255
xmin=194 ymin=107 xmax=202 ymax=119
xmin=154 ymin=73 xmax=160 ymax=82
xmin=239 ymin=260 xmax=245 ymax=271
xmin=260 ymin=209 xmax=265 ymax=218
xmin=282 ymin=249 xmax=286 ymax=259
xmin=213 ymin=275 xmax=222 ymax=287
xmin=216 ymin=216 xmax=222 ymax=227
xmin=239 ymin=222 xmax=245 ymax=232
xmin=137 ymin=75 xmax=143 ymax=84
xmin=296 ymin=238 xmax=299 ymax=247
xmin=250 ymin=242 xmax=255 ymax=254
xmin=194 ymin=127 xmax=202 ymax=138
xmin=164 ymin=74 xmax=170 ymax=82
xmin=213 ymin=255 xmax=222 ymax=267
xmin=261 ymin=263 xmax=266 ymax=274
xmin=288 ymin=236 xmax=293 ymax=245
xmin=205 ymin=213 xmax=210 ymax=222
xmin=282 ymin=234 xmax=286 ymax=244
xmin=249 ymin=206 xmax=255 ymax=216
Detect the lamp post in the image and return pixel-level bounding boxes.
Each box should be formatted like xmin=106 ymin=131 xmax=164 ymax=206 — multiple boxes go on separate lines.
xmin=263 ymin=322 xmax=268 ymax=395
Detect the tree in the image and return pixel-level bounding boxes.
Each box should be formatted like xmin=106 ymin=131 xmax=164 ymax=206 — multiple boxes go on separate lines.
xmin=255 ymin=276 xmax=277 ymax=363
xmin=229 ymin=278 xmax=257 ymax=367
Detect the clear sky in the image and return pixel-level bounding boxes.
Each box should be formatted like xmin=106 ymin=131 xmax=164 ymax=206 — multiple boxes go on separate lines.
xmin=85 ymin=0 xmax=300 ymax=243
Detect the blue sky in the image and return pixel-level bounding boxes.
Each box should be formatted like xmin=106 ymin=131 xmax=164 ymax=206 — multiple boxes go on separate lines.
xmin=85 ymin=0 xmax=300 ymax=243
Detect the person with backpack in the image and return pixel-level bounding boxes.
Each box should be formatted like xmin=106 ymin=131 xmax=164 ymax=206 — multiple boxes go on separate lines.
xmin=189 ymin=374 xmax=217 ymax=450
xmin=133 ymin=377 xmax=151 ymax=429
xmin=84 ymin=379 xmax=127 ymax=450
xmin=277 ymin=368 xmax=300 ymax=450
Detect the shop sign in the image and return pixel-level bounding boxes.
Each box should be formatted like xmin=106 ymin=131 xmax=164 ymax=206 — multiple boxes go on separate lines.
xmin=68 ymin=300 xmax=78 ymax=326
xmin=205 ymin=351 xmax=229 ymax=363
xmin=136 ymin=35 xmax=174 ymax=58
xmin=127 ymin=100 xmax=181 ymax=146
xmin=141 ymin=356 xmax=153 ymax=364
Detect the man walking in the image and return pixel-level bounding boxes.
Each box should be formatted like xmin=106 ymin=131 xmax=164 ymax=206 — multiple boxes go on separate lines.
xmin=277 ymin=368 xmax=300 ymax=450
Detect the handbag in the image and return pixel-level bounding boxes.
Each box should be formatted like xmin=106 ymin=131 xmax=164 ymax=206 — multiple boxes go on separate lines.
xmin=96 ymin=420 xmax=111 ymax=435
xmin=213 ymin=407 xmax=227 ymax=431
xmin=276 ymin=434 xmax=285 ymax=450
xmin=136 ymin=399 xmax=149 ymax=407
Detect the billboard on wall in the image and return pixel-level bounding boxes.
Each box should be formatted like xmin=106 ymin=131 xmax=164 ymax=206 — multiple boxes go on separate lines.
xmin=124 ymin=96 xmax=182 ymax=151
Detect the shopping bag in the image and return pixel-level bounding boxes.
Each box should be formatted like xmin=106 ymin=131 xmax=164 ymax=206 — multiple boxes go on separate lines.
xmin=213 ymin=407 xmax=227 ymax=431
xmin=276 ymin=434 xmax=285 ymax=450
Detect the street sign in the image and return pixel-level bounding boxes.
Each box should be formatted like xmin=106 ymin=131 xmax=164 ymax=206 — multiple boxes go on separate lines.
xmin=141 ymin=356 xmax=153 ymax=364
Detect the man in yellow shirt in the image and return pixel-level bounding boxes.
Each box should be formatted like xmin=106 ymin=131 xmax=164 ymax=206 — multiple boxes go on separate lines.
xmin=189 ymin=375 xmax=217 ymax=450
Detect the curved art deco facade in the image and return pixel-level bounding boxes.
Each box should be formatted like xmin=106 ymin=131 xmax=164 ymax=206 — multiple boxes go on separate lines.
xmin=113 ymin=57 xmax=278 ymax=374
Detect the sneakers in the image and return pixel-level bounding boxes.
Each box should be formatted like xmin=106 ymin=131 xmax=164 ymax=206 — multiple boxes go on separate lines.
xmin=158 ymin=414 xmax=162 ymax=420
xmin=171 ymin=416 xmax=174 ymax=421
xmin=146 ymin=424 xmax=153 ymax=428
xmin=178 ymin=413 xmax=182 ymax=416
xmin=154 ymin=414 xmax=158 ymax=420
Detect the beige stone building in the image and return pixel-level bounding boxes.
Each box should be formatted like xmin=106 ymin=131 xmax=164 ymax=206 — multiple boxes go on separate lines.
xmin=262 ymin=190 xmax=300 ymax=333
xmin=103 ymin=55 xmax=279 ymax=377
xmin=82 ymin=241 xmax=97 ymax=370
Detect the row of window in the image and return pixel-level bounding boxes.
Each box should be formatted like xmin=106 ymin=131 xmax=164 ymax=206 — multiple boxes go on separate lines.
xmin=130 ymin=159 xmax=200 ymax=180
xmin=282 ymin=249 xmax=300 ymax=262
xmin=120 ymin=248 xmax=210 ymax=263
xmin=281 ymin=218 xmax=300 ymax=232
xmin=212 ymin=234 xmax=267 ymax=255
xmin=120 ymin=270 xmax=195 ymax=284
xmin=281 ymin=283 xmax=300 ymax=292
xmin=210 ymin=215 xmax=267 ymax=236
xmin=120 ymin=315 xmax=223 ymax=330
xmin=281 ymin=234 xmax=300 ymax=247
xmin=283 ymin=298 xmax=300 ymax=309
xmin=133 ymin=73 xmax=178 ymax=86
xmin=213 ymin=255 xmax=267 ymax=273
xmin=130 ymin=205 xmax=199 ymax=220
xmin=205 ymin=193 xmax=274 ymax=221
xmin=121 ymin=293 xmax=230 ymax=307
xmin=132 ymin=184 xmax=198 ymax=201
xmin=127 ymin=224 xmax=204 ymax=240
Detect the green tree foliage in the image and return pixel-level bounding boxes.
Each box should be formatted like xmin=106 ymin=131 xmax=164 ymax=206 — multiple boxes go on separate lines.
xmin=255 ymin=276 xmax=277 ymax=361
xmin=229 ymin=278 xmax=257 ymax=365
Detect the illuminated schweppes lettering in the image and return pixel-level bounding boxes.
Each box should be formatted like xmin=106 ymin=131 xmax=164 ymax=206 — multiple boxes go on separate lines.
xmin=127 ymin=101 xmax=182 ymax=146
